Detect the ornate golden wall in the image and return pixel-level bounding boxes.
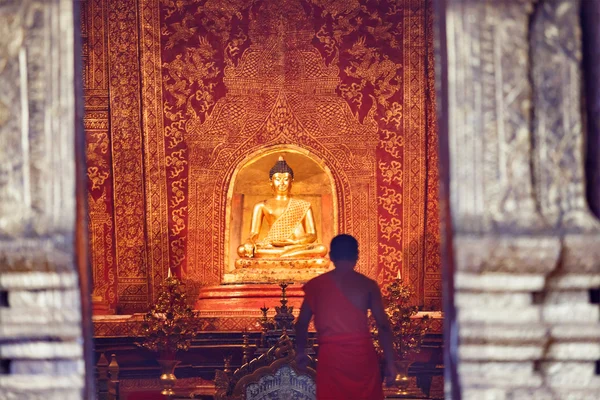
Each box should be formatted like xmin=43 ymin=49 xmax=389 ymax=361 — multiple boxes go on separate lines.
xmin=82 ymin=0 xmax=440 ymax=314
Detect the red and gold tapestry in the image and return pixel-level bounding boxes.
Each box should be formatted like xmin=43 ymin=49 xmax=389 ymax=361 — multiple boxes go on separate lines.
xmin=83 ymin=0 xmax=441 ymax=314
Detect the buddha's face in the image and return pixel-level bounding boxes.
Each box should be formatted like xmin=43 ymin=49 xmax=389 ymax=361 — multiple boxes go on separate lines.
xmin=270 ymin=172 xmax=293 ymax=195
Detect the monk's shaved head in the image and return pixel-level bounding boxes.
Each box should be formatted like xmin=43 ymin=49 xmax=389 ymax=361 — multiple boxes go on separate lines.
xmin=329 ymin=234 xmax=359 ymax=262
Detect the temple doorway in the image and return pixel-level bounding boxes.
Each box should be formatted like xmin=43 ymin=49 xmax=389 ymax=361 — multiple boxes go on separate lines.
xmin=85 ymin=0 xmax=444 ymax=398
xmin=1 ymin=0 xmax=598 ymax=399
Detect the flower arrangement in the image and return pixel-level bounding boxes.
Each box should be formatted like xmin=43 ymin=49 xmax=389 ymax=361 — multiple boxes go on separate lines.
xmin=138 ymin=276 xmax=199 ymax=359
xmin=371 ymin=277 xmax=431 ymax=359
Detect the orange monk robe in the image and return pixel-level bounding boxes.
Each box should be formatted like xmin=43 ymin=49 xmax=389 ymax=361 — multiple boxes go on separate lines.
xmin=303 ymin=273 xmax=383 ymax=400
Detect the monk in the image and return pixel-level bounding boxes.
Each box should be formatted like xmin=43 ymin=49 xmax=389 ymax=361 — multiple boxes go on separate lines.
xmin=295 ymin=234 xmax=398 ymax=400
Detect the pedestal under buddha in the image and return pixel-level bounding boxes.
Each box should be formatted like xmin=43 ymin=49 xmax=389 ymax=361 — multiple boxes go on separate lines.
xmin=230 ymin=156 xmax=330 ymax=281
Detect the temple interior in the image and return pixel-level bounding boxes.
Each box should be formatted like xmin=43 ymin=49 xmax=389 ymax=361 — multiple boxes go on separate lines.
xmin=1 ymin=0 xmax=599 ymax=399
xmin=87 ymin=0 xmax=443 ymax=398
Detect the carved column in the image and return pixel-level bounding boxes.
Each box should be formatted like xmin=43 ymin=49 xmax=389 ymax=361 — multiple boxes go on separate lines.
xmin=0 ymin=0 xmax=85 ymax=399
xmin=444 ymin=0 xmax=600 ymax=398
xmin=529 ymin=1 xmax=600 ymax=398
xmin=582 ymin=0 xmax=600 ymax=219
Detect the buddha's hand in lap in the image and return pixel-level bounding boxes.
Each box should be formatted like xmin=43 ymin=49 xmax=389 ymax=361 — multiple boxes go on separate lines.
xmin=270 ymin=239 xmax=298 ymax=247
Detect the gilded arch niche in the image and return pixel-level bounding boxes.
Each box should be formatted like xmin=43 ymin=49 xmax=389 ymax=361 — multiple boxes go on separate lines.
xmin=223 ymin=146 xmax=339 ymax=275
xmin=187 ymin=112 xmax=379 ymax=288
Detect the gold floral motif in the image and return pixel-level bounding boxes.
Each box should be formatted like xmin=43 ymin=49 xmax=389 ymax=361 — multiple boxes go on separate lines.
xmin=83 ymin=0 xmax=116 ymax=309
xmin=163 ymin=12 xmax=197 ymax=50
xmin=423 ymin=0 xmax=440 ymax=309
xmin=139 ymin=0 xmax=173 ymax=304
xmin=378 ymin=243 xmax=403 ymax=270
xmin=160 ymin=0 xmax=200 ymax=19
xmin=382 ymin=102 xmax=403 ymax=129
xmin=89 ymin=191 xmax=111 ymax=299
xmin=379 ymin=160 xmax=403 ymax=185
xmin=386 ymin=1 xmax=403 ymax=17
xmin=86 ymin=132 xmax=110 ymax=168
xmin=170 ymin=237 xmax=186 ymax=267
xmin=316 ymin=25 xmax=337 ymax=57
xmin=170 ymin=178 xmax=186 ymax=209
xmin=378 ymin=186 xmax=402 ymax=215
xmin=172 ymin=207 xmax=186 ymax=236
xmin=162 ymin=38 xmax=219 ymax=113
xmin=165 ymin=149 xmax=187 ymax=178
xmin=107 ymin=0 xmax=147 ymax=294
xmin=339 ymin=81 xmax=365 ymax=110
xmin=87 ymin=167 xmax=110 ymax=190
xmin=331 ymin=12 xmax=359 ymax=47
xmin=399 ymin=0 xmax=430 ymax=299
xmin=309 ymin=0 xmax=361 ymax=17
xmin=225 ymin=30 xmax=248 ymax=62
xmin=366 ymin=17 xmax=400 ymax=49
xmin=345 ymin=36 xmax=402 ymax=107
xmin=160 ymin=9 xmax=225 ymax=278
xmin=164 ymin=114 xmax=185 ymax=148
xmin=380 ymin=129 xmax=404 ymax=158
xmin=379 ymin=216 xmax=402 ymax=241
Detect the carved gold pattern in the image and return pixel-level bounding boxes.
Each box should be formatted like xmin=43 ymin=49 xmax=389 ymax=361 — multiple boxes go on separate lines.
xmin=82 ymin=0 xmax=117 ymax=310
xmin=423 ymin=1 xmax=441 ymax=309
xmin=107 ymin=0 xmax=148 ymax=312
xmin=177 ymin=0 xmax=384 ymax=290
xmin=92 ymin=313 xmax=443 ymax=336
xmin=215 ymin=333 xmax=316 ymax=400
xmin=88 ymin=191 xmax=115 ymax=304
xmin=139 ymin=0 xmax=171 ymax=303
xmin=87 ymin=0 xmax=441 ymax=310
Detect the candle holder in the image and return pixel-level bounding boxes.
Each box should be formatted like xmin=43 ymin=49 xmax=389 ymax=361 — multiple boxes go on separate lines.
xmin=393 ymin=360 xmax=411 ymax=395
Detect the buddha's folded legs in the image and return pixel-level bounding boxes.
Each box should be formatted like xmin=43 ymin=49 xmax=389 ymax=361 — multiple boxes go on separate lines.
xmin=278 ymin=243 xmax=328 ymax=258
xmin=248 ymin=243 xmax=328 ymax=258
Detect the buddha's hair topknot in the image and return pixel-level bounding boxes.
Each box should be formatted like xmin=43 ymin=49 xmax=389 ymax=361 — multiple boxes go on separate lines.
xmin=269 ymin=156 xmax=294 ymax=180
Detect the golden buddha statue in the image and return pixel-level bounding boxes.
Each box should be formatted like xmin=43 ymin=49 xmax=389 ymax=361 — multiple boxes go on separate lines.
xmin=236 ymin=156 xmax=328 ymax=260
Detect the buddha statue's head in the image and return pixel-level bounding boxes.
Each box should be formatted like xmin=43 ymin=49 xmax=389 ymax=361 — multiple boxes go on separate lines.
xmin=269 ymin=156 xmax=294 ymax=196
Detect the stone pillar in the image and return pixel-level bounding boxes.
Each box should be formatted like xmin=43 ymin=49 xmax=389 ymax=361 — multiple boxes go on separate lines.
xmin=0 ymin=0 xmax=86 ymax=399
xmin=443 ymin=0 xmax=600 ymax=398
xmin=582 ymin=0 xmax=600 ymax=219
xmin=529 ymin=1 xmax=600 ymax=398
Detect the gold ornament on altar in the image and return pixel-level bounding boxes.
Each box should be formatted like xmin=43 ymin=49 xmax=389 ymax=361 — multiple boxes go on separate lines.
xmin=137 ymin=274 xmax=199 ymax=359
xmin=371 ymin=274 xmax=431 ymax=395
xmin=237 ymin=156 xmax=328 ymax=260
xmin=371 ymin=275 xmax=431 ymax=359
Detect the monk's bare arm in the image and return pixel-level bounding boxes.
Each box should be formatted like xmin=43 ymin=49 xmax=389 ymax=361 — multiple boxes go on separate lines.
xmin=369 ymin=281 xmax=396 ymax=369
xmin=294 ymin=301 xmax=313 ymax=364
